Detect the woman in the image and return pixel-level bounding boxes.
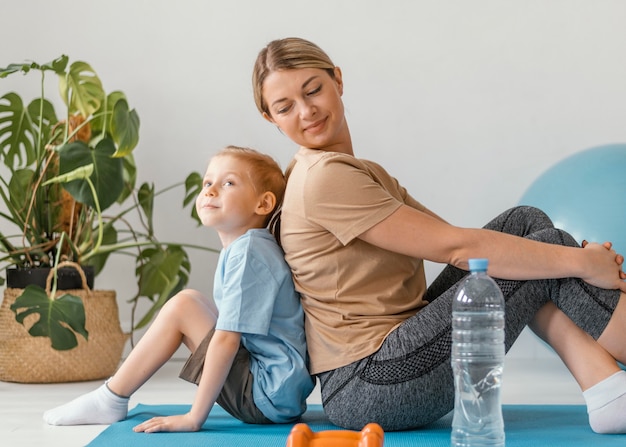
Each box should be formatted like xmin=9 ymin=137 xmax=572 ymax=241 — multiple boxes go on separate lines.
xmin=252 ymin=37 xmax=626 ymax=432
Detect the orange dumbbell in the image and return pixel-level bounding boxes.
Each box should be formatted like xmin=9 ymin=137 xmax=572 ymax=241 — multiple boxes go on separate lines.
xmin=286 ymin=422 xmax=384 ymax=447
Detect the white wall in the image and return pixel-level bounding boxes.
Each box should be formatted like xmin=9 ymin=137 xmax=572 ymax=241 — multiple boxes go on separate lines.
xmin=2 ymin=0 xmax=625 ymax=359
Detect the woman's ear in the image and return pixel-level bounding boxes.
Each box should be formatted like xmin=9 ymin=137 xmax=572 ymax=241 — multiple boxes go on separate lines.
xmin=256 ymin=191 xmax=277 ymax=217
xmin=262 ymin=111 xmax=275 ymax=124
xmin=333 ymin=66 xmax=344 ymax=95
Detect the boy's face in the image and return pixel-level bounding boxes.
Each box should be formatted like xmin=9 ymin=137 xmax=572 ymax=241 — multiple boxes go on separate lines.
xmin=196 ymin=155 xmax=266 ymax=244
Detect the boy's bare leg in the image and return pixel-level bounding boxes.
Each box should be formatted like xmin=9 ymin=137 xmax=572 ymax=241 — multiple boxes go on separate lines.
xmin=43 ymin=289 xmax=217 ymax=425
xmin=108 ymin=289 xmax=217 ymax=396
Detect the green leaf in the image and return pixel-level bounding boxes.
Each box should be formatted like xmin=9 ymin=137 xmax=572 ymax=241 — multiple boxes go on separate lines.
xmin=5 ymin=168 xmax=59 ymax=253
xmin=58 ymin=138 xmax=123 ymax=210
xmin=134 ymin=246 xmax=190 ymax=329
xmin=183 ymin=171 xmax=202 ymax=205
xmin=90 ymin=90 xmax=125 ymax=135
xmin=118 ymin=154 xmax=137 ymax=204
xmin=0 ymin=93 xmax=33 ymax=169
xmin=7 ymin=169 xmax=35 ymax=221
xmin=0 ymin=55 xmax=68 ymax=78
xmin=0 ymin=62 xmax=39 ymax=78
xmin=83 ymin=222 xmax=117 ymax=275
xmin=136 ymin=246 xmax=186 ymax=297
xmin=110 ymin=98 xmax=140 ymax=157
xmin=42 ymin=55 xmax=70 ymax=74
xmin=27 ymin=97 xmax=59 ymax=149
xmin=184 ymin=171 xmax=203 ymax=225
xmin=43 ymin=164 xmax=94 ymax=184
xmin=58 ymin=61 xmax=104 ymax=117
xmin=10 ymin=285 xmax=88 ymax=350
xmin=0 ymin=94 xmax=59 ymax=170
xmin=138 ymin=182 xmax=155 ymax=235
xmin=0 ymin=94 xmax=32 ymax=169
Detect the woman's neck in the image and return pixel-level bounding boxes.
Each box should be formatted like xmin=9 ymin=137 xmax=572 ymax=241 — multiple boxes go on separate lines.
xmin=305 ymin=124 xmax=354 ymax=156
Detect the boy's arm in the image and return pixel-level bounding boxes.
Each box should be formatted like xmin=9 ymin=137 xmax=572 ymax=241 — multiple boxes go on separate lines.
xmin=133 ymin=330 xmax=242 ymax=433
xmin=189 ymin=330 xmax=241 ymax=425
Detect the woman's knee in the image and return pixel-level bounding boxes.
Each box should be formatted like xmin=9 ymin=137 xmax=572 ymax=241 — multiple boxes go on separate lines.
xmin=507 ymin=205 xmax=554 ymax=228
xmin=484 ymin=206 xmax=553 ymax=235
xmin=510 ymin=207 xmax=581 ymax=248
xmin=527 ymin=227 xmax=579 ymax=247
xmin=513 ymin=205 xmax=552 ymax=222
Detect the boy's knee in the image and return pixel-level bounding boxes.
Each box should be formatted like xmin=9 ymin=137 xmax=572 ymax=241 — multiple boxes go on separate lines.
xmin=162 ymin=289 xmax=202 ymax=314
xmin=163 ymin=289 xmax=218 ymax=321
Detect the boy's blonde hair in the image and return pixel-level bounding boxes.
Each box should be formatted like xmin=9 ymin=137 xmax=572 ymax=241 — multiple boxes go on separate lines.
xmin=214 ymin=145 xmax=286 ymax=216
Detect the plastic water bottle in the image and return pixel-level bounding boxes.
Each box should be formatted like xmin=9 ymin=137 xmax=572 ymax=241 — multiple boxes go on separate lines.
xmin=451 ymin=258 xmax=505 ymax=447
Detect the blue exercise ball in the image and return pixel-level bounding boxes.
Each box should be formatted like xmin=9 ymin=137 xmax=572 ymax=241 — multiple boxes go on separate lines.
xmin=519 ymin=143 xmax=626 ymax=257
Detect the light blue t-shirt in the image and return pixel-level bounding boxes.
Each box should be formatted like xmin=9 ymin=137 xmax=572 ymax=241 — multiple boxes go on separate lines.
xmin=214 ymin=228 xmax=314 ymax=423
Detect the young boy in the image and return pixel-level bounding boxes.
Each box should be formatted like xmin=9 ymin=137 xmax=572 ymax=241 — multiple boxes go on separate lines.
xmin=44 ymin=146 xmax=314 ymax=432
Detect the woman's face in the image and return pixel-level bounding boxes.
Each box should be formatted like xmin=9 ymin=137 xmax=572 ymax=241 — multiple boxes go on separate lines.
xmin=262 ymin=67 xmax=351 ymax=153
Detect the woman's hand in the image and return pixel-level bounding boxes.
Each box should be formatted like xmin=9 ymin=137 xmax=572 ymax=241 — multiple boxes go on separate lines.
xmin=580 ymin=240 xmax=626 ymax=290
xmin=133 ymin=413 xmax=203 ymax=433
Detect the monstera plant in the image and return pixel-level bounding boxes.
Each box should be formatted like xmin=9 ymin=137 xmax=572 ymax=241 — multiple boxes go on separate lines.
xmin=0 ymin=55 xmax=211 ymax=350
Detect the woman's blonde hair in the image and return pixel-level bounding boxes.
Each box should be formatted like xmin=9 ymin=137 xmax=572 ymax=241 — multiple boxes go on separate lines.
xmin=214 ymin=145 xmax=286 ymax=215
xmin=252 ymin=37 xmax=336 ymax=116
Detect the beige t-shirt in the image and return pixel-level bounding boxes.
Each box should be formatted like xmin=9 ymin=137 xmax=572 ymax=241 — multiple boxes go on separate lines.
xmin=281 ymin=147 xmax=428 ymax=374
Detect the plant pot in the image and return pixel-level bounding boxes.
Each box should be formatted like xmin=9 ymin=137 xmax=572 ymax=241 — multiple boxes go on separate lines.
xmin=0 ymin=288 xmax=128 ymax=383
xmin=0 ymin=262 xmax=127 ymax=383
xmin=6 ymin=266 xmax=95 ymax=290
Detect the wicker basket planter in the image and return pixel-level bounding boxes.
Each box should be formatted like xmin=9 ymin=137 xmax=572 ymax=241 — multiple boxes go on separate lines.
xmin=0 ymin=266 xmax=127 ymax=383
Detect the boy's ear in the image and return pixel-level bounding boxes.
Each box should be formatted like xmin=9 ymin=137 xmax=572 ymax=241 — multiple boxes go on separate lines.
xmin=256 ymin=191 xmax=277 ymax=216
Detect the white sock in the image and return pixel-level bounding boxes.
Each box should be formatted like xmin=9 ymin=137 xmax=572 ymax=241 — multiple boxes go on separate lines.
xmin=43 ymin=381 xmax=129 ymax=425
xmin=583 ymin=370 xmax=626 ymax=434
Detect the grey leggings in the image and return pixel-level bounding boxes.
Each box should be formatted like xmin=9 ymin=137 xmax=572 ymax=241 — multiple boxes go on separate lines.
xmin=318 ymin=206 xmax=621 ymax=431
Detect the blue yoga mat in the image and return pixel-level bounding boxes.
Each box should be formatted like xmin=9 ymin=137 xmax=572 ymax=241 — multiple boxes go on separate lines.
xmin=87 ymin=404 xmax=625 ymax=446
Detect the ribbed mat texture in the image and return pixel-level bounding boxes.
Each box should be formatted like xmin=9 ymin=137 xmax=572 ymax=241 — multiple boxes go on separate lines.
xmin=87 ymin=403 xmax=626 ymax=446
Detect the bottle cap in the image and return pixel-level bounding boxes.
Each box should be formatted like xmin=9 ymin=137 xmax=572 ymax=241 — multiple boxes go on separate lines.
xmin=468 ymin=258 xmax=488 ymax=272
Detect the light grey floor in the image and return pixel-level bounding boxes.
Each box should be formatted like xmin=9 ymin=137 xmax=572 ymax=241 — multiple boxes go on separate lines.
xmin=1 ymin=351 xmax=584 ymax=447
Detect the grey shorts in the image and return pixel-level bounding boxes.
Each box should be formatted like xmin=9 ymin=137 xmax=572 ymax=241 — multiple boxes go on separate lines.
xmin=179 ymin=329 xmax=272 ymax=424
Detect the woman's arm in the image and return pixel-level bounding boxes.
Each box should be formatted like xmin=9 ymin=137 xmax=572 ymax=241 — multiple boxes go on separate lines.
xmin=133 ymin=330 xmax=241 ymax=433
xmin=359 ymin=205 xmax=626 ymax=292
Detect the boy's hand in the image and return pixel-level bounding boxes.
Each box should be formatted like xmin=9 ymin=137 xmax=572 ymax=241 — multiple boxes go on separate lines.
xmin=133 ymin=331 xmax=241 ymax=434
xmin=133 ymin=413 xmax=203 ymax=433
